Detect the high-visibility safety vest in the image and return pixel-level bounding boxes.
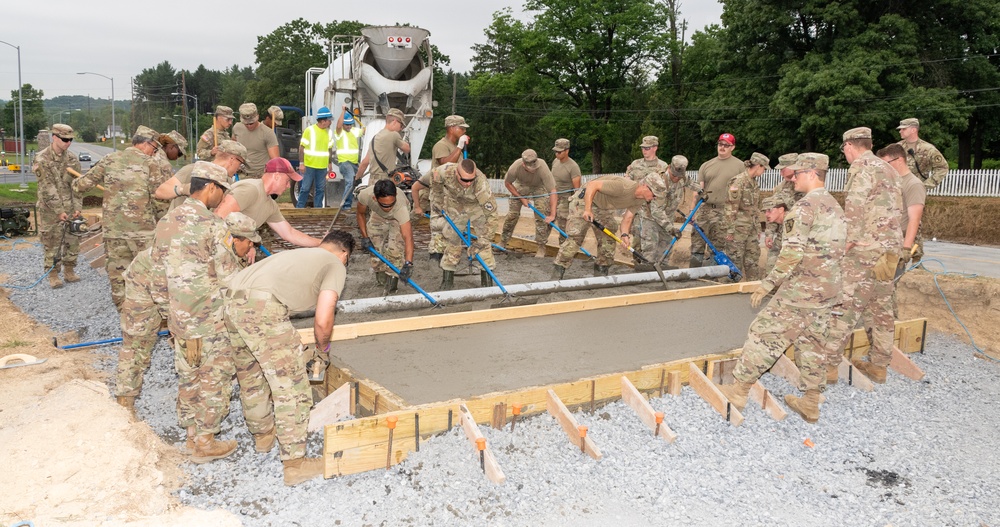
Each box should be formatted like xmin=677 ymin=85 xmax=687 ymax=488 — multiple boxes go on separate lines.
xmin=335 ymin=127 xmax=363 ymax=164
xmin=300 ymin=124 xmax=332 ymax=169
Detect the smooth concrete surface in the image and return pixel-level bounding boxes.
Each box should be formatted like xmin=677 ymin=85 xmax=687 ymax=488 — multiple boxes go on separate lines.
xmin=331 ymin=294 xmax=758 ymax=405
xmin=921 ymin=240 xmax=1000 ymax=279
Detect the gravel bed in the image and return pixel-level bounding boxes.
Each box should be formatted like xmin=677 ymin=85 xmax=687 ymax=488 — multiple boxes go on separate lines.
xmin=3 ymin=243 xmax=999 ymax=526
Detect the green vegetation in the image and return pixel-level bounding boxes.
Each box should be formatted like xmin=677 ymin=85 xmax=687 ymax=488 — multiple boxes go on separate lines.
xmin=0 ymin=182 xmax=103 ymax=206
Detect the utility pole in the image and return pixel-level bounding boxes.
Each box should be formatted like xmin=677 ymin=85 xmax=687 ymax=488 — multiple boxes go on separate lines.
xmin=451 ymin=72 xmax=457 ymax=115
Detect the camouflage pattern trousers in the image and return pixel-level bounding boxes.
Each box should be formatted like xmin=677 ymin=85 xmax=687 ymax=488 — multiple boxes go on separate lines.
xmin=440 ymin=209 xmax=497 ymax=272
xmin=688 ymin=206 xmax=726 ymax=267
xmin=500 ymin=184 xmax=552 ymax=247
xmin=554 ymin=197 xmax=617 ymax=270
xmin=637 ymin=213 xmax=675 ymax=264
xmin=724 ymin=226 xmax=762 ymax=281
xmin=225 ymin=291 xmax=309 ymax=460
xmin=367 ymin=214 xmax=404 ymax=273
xmin=764 ymin=225 xmax=783 ymax=274
xmin=827 ymin=249 xmax=896 ymax=367
xmin=428 ymin=214 xmax=447 ymax=255
xmin=555 ymin=193 xmax=573 ymax=240
xmin=38 ymin=215 xmax=78 ymax=269
xmin=106 ymin=236 xmax=152 ymax=310
xmin=733 ymin=299 xmax=832 ymax=392
xmin=117 ymin=270 xmax=168 ymax=400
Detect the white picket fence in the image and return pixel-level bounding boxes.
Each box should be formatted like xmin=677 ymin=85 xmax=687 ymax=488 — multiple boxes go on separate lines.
xmin=490 ymin=170 xmax=1000 ymax=197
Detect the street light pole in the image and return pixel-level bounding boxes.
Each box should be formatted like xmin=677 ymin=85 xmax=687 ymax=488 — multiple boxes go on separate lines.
xmin=173 ymin=114 xmax=192 ymax=159
xmin=171 ymin=92 xmax=198 ymax=159
xmin=77 ymin=72 xmax=115 ymax=151
xmin=0 ymin=39 xmax=26 ymax=185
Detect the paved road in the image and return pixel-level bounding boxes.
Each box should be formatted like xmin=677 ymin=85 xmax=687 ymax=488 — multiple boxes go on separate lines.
xmin=921 ymin=240 xmax=1000 ymax=279
xmin=0 ymin=142 xmax=117 ymax=184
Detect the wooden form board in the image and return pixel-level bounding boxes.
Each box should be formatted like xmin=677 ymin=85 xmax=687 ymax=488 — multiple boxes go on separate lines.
xmin=890 ymin=327 xmax=926 ymax=381
xmin=687 ymin=362 xmax=744 ymax=426
xmin=838 ymin=357 xmax=875 ymax=391
xmin=459 ymin=404 xmax=506 ymax=484
xmin=322 ymin=304 xmax=925 ymax=477
xmin=620 ymin=376 xmax=677 ymax=442
xmin=546 ymin=389 xmax=602 ymax=459
xmin=748 ymin=382 xmax=787 ymax=421
xmin=499 ymin=234 xmax=628 ymax=264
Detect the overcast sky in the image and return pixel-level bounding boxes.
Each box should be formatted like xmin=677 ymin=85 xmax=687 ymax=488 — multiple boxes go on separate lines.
xmin=1 ymin=1 xmax=723 ymax=103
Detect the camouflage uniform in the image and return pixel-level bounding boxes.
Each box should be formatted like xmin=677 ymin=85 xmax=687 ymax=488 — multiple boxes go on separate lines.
xmin=641 ymin=172 xmax=698 ymax=263
xmin=625 ymin=156 xmax=669 ymax=261
xmin=551 ymin=150 xmax=582 ymax=237
xmin=73 ymin=145 xmax=162 ymax=309
xmin=358 ymin=186 xmax=411 ymax=273
xmin=897 ymin=138 xmax=948 ymax=190
xmin=499 ymin=155 xmax=556 ymax=248
xmin=691 ymin=155 xmax=744 ymax=267
xmin=33 ymin=143 xmax=82 ymax=271
xmin=826 ymin=149 xmax=902 ymax=368
xmin=554 ymin=176 xmax=651 ymax=271
xmin=431 ymin=163 xmax=500 ymax=272
xmin=734 ymin=185 xmax=846 ymax=391
xmin=116 ymin=247 xmax=168 ymax=400
xmin=723 ymin=170 xmax=762 ymax=280
xmin=151 ymin=149 xmax=176 ymax=220
xmin=764 ymin=179 xmax=804 ymax=271
xmin=414 ymin=173 xmax=446 ymax=255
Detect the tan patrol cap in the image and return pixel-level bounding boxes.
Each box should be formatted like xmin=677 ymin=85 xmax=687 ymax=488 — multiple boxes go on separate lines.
xmin=897 ymin=118 xmax=919 ymax=130
xmin=135 ymin=125 xmax=162 ymax=148
xmin=640 ymin=136 xmax=659 ymax=148
xmin=787 ymin=152 xmax=829 ymax=171
xmin=749 ymin=152 xmax=771 ymax=169
xmin=521 ymin=149 xmax=539 ymax=167
xmin=215 ymin=105 xmax=235 ymax=119
xmin=386 ymin=108 xmax=405 ymax=122
xmin=267 ymin=105 xmax=284 ymax=125
xmin=51 ymin=123 xmax=75 ymax=139
xmin=239 ymin=103 xmax=259 ymax=124
xmin=225 ymin=212 xmax=261 ymax=243
xmin=444 ymin=115 xmax=469 ymax=128
xmin=641 ymin=174 xmax=667 ymax=198
xmin=762 ymin=194 xmax=792 ymax=211
xmin=190 ymin=161 xmax=231 ymax=190
xmin=669 ymin=155 xmax=688 ymax=177
xmin=775 ymin=153 xmax=798 ymax=170
xmin=842 ymin=127 xmax=872 ymax=141
xmin=159 ymin=130 xmax=188 ymax=153
xmin=216 ymin=140 xmax=248 ymax=164
xmin=552 ymin=138 xmax=570 ymax=152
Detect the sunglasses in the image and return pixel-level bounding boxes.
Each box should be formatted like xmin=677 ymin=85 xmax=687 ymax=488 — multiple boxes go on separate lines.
xmin=641 ymin=146 xmax=655 ymax=150
xmin=58 ymin=136 xmax=73 ymax=143
xmin=377 ymin=199 xmax=396 ymax=209
xmin=458 ymin=174 xmax=476 ymax=183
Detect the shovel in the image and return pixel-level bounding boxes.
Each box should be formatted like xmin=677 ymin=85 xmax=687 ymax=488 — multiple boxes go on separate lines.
xmin=366 ymin=245 xmax=442 ymax=308
xmin=525 ymin=201 xmax=595 ymax=260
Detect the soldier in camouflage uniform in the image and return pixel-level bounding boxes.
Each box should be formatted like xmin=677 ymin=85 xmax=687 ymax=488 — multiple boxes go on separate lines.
xmin=356 ymin=179 xmax=415 ymax=293
xmin=154 ymin=140 xmax=246 ymax=210
xmin=551 ymin=138 xmax=582 ymax=241
xmin=896 ymin=118 xmax=945 ymax=263
xmin=72 ymin=126 xmax=165 ymax=309
xmin=761 ymin=194 xmax=793 ymax=273
xmin=157 ymin=162 xmax=246 ymax=463
xmin=224 ymin=230 xmax=355 ymax=486
xmin=410 ymin=173 xmax=445 ymax=260
xmin=692 ymin=133 xmax=744 ymax=268
xmin=430 ymin=159 xmax=501 ymax=290
xmin=718 ymin=153 xmax=846 ymax=423
xmin=829 ymin=127 xmax=903 ymax=384
xmin=625 ymin=136 xmax=670 ymax=265
xmin=32 ymin=124 xmax=82 ymax=288
xmin=196 ymin=105 xmax=235 ymax=161
xmin=722 ymin=152 xmax=770 ymax=281
xmin=551 ymin=175 xmax=663 ymax=279
xmin=763 ymin=153 xmax=804 ymax=269
xmin=115 ymin=212 xmax=259 ymax=423
xmin=647 ymin=155 xmax=700 ymax=267
xmin=499 ymin=149 xmax=558 ymax=257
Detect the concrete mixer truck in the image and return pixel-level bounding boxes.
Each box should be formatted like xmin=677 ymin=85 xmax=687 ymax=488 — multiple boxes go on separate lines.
xmin=304 ymin=26 xmax=435 ymax=205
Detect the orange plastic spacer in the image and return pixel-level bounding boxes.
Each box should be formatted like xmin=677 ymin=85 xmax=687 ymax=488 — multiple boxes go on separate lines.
xmin=476 ymin=437 xmax=486 ymax=451
xmin=512 ymin=403 xmax=522 ymax=416
xmin=387 ymin=415 xmax=398 ymax=429
xmin=577 ymin=425 xmax=588 ymax=438
xmin=655 ymin=411 xmax=664 ymax=424
xmin=803 ymin=438 xmax=815 ymax=448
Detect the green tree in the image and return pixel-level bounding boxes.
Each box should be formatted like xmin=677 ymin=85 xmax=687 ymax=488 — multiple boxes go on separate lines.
xmin=1 ymin=84 xmax=45 ymax=141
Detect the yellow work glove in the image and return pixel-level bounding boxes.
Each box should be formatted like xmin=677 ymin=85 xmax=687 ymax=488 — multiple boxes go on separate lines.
xmin=182 ymin=338 xmax=203 ymax=368
xmin=750 ymin=285 xmax=771 ymax=309
xmin=873 ymin=251 xmax=901 ymax=281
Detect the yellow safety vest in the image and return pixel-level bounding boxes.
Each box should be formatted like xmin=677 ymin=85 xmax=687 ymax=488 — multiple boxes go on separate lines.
xmin=335 ymin=127 xmax=363 ymax=164
xmin=300 ymin=124 xmax=332 ymax=169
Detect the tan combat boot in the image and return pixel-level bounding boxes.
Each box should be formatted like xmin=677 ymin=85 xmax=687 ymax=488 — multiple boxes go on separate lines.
xmin=115 ymin=396 xmax=136 ymax=418
xmin=183 ymin=426 xmax=196 ymax=454
xmin=717 ymin=381 xmax=753 ymax=411
xmin=785 ymin=389 xmax=821 ymax=423
xmin=254 ymin=427 xmax=276 ymax=453
xmin=826 ymin=366 xmax=839 ymax=385
xmin=190 ymin=434 xmax=237 ymax=464
xmin=283 ymin=457 xmax=325 ymax=486
xmin=62 ymin=264 xmax=80 ymax=283
xmin=535 ymin=245 xmax=547 ymax=258
xmin=852 ymin=359 xmax=887 ymax=384
xmin=48 ymin=268 xmax=63 ymax=289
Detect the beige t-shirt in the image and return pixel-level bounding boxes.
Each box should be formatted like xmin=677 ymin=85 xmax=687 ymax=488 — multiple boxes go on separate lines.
xmin=228 ymin=179 xmax=285 ymax=227
xmin=232 ymin=123 xmax=279 ymax=178
xmin=369 ymin=129 xmax=406 ymax=181
xmin=504 ymin=159 xmax=556 ymax=190
xmin=357 ymin=185 xmax=411 ymax=223
xmin=431 ymin=137 xmax=458 ymax=170
xmin=551 ymin=157 xmax=582 ymax=193
xmin=591 ymin=176 xmax=644 ymax=211
xmin=169 ymin=162 xmax=236 ymax=210
xmin=227 ymin=247 xmax=346 ymax=314
xmin=697 ymin=156 xmax=745 ymax=205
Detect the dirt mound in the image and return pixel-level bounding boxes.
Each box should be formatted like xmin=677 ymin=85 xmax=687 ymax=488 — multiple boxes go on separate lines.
xmin=897 ymin=269 xmax=1000 ymax=357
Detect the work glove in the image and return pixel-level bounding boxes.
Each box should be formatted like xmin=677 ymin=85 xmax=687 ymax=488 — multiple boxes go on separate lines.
xmin=468 ymin=239 xmax=489 ymax=258
xmin=669 ymin=227 xmax=682 ymax=239
xmin=750 ymin=285 xmax=771 ymax=309
xmin=900 ymin=246 xmax=913 ymax=267
xmin=873 ymin=251 xmax=901 ymax=282
xmin=457 ymin=135 xmax=470 ymax=149
xmin=360 ymin=237 xmax=373 ymax=252
xmin=182 ymin=338 xmax=203 ymax=369
xmin=399 ymin=261 xmax=413 ymax=281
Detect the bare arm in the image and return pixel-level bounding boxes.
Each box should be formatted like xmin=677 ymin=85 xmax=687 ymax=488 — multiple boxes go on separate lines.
xmin=268 ymin=220 xmax=322 ymax=247
xmin=214 ymin=194 xmax=241 ymax=218
xmin=355 ymin=202 xmax=369 ymax=238
xmin=267 ymin=145 xmax=279 ymax=159
xmin=545 ymin=190 xmax=558 ymax=224
xmin=411 ymin=181 xmax=426 ymax=215
xmin=154 ymin=175 xmax=186 ymax=200
xmin=904 ymin=204 xmax=924 ymax=249
xmin=313 ymin=289 xmax=338 ymax=351
xmin=400 ymin=221 xmax=414 ymax=262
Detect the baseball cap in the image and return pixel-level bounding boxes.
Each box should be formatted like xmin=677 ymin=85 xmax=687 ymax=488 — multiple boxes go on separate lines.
xmin=552 ymin=138 xmax=570 ymax=152
xmin=787 ymin=152 xmax=829 ymax=171
xmin=521 ymin=149 xmax=539 ymax=167
xmin=642 ymin=174 xmax=667 ymax=198
xmin=190 ymin=161 xmax=231 ymax=190
xmin=640 ymin=136 xmax=659 ymax=148
xmin=226 ymin=212 xmax=262 ymax=243
xmin=267 ymin=106 xmax=284 ymax=125
xmin=216 ymin=140 xmax=248 ymax=164
xmin=842 ymin=127 xmax=872 ymax=141
xmin=444 ymin=115 xmax=469 ymax=128
xmin=51 ymin=123 xmax=75 ymax=139
xmin=159 ymin=130 xmax=188 ymax=156
xmin=134 ymin=125 xmax=162 ymax=148
xmin=897 ymin=118 xmax=919 ymax=130
xmin=718 ymin=133 xmax=736 ymax=145
xmin=265 ymin=157 xmax=302 ymax=181
xmin=774 ymin=153 xmax=798 ymax=170
xmin=215 ymin=105 xmax=235 ymax=119
xmin=386 ymin=108 xmax=405 ymax=122
xmin=239 ymin=103 xmax=259 ymax=124
xmin=749 ymin=152 xmax=771 ymax=169
xmin=668 ymin=155 xmax=688 ymax=177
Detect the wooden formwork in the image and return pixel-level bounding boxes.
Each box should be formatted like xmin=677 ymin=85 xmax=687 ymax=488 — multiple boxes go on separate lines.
xmin=314 ymin=281 xmax=927 ymax=479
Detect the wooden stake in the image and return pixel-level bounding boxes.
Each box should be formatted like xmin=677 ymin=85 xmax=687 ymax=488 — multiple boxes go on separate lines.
xmin=890 ymin=346 xmax=925 ymax=381
xmin=748 ymin=382 xmax=786 ymax=421
xmin=687 ymin=363 xmax=744 ymax=426
xmin=666 ymin=371 xmax=681 ymax=396
xmin=769 ymin=354 xmax=802 ymax=386
xmin=658 ymin=369 xmax=665 ymax=397
xmin=545 ymin=389 xmax=602 ymax=459
xmin=458 ymin=404 xmax=506 ymax=484
xmin=308 ymin=382 xmax=351 ymax=432
xmin=838 ymin=357 xmax=874 ymax=392
xmin=620 ymin=376 xmax=677 ymax=442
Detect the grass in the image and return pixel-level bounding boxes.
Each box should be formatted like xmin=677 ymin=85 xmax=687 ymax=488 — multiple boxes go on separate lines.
xmin=1 ymin=339 xmax=31 ymax=348
xmin=0 ymin=182 xmax=103 ymax=206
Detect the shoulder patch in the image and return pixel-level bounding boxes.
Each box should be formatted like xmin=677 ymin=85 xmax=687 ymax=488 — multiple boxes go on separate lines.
xmin=200 ymin=132 xmax=212 ymax=143
xmin=484 ymin=201 xmax=495 ymax=212
xmin=784 ymin=219 xmax=794 ymax=234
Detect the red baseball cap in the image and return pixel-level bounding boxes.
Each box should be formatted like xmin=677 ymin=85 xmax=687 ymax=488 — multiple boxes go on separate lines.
xmin=718 ymin=133 xmax=736 ymax=145
xmin=265 ymin=157 xmax=302 ymax=181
